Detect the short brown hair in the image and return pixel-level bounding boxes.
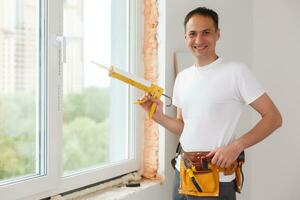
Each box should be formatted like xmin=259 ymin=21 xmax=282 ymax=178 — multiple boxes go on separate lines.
xmin=184 ymin=7 xmax=219 ymax=31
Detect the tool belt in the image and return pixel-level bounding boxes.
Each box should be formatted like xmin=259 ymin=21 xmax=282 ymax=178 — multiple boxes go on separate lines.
xmin=179 ymin=150 xmax=245 ymax=197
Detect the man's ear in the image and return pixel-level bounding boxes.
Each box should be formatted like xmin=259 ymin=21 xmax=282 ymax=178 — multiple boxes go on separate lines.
xmin=216 ymin=28 xmax=220 ymax=40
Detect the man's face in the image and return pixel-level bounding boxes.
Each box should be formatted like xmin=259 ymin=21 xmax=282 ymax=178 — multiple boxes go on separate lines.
xmin=185 ymin=15 xmax=220 ymax=60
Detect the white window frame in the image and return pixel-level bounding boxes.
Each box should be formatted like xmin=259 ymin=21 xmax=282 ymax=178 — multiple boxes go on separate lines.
xmin=0 ymin=0 xmax=143 ymax=199
xmin=0 ymin=0 xmax=61 ymax=199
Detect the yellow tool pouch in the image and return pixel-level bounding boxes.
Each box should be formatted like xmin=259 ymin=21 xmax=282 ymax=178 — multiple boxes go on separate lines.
xmin=179 ymin=152 xmax=220 ymax=197
xmin=178 ymin=151 xmax=245 ymax=197
xmin=179 ymin=160 xmax=220 ymax=197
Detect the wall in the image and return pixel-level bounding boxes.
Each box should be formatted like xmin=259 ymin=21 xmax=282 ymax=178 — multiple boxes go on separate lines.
xmin=122 ymin=0 xmax=253 ymax=199
xmin=249 ymin=0 xmax=300 ymax=199
xmin=122 ymin=0 xmax=300 ymax=200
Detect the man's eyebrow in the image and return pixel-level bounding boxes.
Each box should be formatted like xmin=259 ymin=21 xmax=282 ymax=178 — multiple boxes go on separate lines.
xmin=188 ymin=28 xmax=213 ymax=33
xmin=202 ymin=28 xmax=213 ymax=32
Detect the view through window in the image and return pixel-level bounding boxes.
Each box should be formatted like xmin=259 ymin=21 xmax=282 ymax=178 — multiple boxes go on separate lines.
xmin=62 ymin=0 xmax=130 ymax=175
xmin=0 ymin=0 xmax=43 ymax=183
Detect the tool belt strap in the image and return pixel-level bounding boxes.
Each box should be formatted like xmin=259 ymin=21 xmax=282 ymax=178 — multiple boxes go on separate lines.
xmin=181 ymin=151 xmax=244 ymax=174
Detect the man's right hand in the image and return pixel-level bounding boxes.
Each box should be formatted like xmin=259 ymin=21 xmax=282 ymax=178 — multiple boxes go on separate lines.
xmin=138 ymin=93 xmax=164 ymax=122
xmin=138 ymin=93 xmax=184 ymax=136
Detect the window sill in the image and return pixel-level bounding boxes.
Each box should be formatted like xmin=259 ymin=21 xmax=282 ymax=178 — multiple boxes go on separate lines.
xmin=76 ymin=179 xmax=161 ymax=200
xmin=50 ymin=174 xmax=163 ymax=200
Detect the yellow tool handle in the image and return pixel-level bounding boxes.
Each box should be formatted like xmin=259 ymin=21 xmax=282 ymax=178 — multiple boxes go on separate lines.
xmin=149 ymin=103 xmax=157 ymax=118
xmin=135 ymin=99 xmax=157 ymax=118
xmin=187 ymin=168 xmax=195 ymax=178
xmin=135 ymin=84 xmax=163 ymax=119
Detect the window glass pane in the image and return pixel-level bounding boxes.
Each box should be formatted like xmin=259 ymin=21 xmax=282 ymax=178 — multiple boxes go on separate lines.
xmin=0 ymin=0 xmax=42 ymax=183
xmin=63 ymin=0 xmax=129 ymax=174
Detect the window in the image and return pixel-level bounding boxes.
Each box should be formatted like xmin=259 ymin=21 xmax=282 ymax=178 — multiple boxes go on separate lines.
xmin=0 ymin=0 xmax=141 ymax=199
xmin=0 ymin=1 xmax=40 ymax=182
xmin=0 ymin=0 xmax=54 ymax=199
xmin=60 ymin=0 xmax=141 ymax=192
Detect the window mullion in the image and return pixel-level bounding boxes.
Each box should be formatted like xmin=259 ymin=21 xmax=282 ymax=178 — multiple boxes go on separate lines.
xmin=47 ymin=0 xmax=63 ymax=189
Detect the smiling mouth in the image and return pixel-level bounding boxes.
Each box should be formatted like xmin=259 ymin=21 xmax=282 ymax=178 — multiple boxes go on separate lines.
xmin=193 ymin=44 xmax=208 ymax=51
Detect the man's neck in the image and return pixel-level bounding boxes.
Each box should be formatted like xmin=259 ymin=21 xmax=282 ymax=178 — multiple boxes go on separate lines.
xmin=194 ymin=54 xmax=219 ymax=67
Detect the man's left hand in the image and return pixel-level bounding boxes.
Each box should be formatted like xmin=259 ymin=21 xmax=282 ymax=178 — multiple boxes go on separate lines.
xmin=206 ymin=142 xmax=243 ymax=168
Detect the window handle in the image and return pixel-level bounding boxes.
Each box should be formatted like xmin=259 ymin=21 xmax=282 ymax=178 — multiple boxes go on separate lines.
xmin=56 ymin=35 xmax=66 ymax=64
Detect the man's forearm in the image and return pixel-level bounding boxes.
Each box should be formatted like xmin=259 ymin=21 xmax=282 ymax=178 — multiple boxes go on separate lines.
xmin=154 ymin=114 xmax=184 ymax=136
xmin=235 ymin=113 xmax=282 ymax=150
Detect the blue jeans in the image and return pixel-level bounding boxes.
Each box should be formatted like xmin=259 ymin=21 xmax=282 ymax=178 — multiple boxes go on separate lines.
xmin=173 ymin=170 xmax=186 ymax=200
xmin=172 ymin=170 xmax=236 ymax=200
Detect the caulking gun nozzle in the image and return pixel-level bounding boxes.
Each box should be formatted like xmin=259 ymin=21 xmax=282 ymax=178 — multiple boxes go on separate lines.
xmin=90 ymin=61 xmax=110 ymax=71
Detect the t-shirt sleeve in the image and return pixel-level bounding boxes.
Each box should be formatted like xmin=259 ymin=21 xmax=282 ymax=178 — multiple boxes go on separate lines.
xmin=172 ymin=74 xmax=182 ymax=108
xmin=236 ymin=64 xmax=265 ymax=105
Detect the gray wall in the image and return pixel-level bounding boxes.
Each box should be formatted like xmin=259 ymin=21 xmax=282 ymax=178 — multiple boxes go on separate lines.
xmin=122 ymin=0 xmax=300 ymax=199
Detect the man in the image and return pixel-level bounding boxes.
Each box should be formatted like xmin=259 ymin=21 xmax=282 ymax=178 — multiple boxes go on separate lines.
xmin=140 ymin=7 xmax=282 ymax=200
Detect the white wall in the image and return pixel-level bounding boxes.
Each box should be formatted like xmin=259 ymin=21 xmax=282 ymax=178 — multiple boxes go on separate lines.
xmin=123 ymin=0 xmax=300 ymax=200
xmin=249 ymin=0 xmax=300 ymax=199
xmin=122 ymin=1 xmax=254 ymax=200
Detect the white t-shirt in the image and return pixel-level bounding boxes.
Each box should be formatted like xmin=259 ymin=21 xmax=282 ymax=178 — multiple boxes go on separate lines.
xmin=173 ymin=57 xmax=265 ymax=182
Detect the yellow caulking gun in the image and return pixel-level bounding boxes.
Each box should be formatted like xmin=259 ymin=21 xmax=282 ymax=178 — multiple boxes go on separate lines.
xmin=91 ymin=61 xmax=172 ymax=118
